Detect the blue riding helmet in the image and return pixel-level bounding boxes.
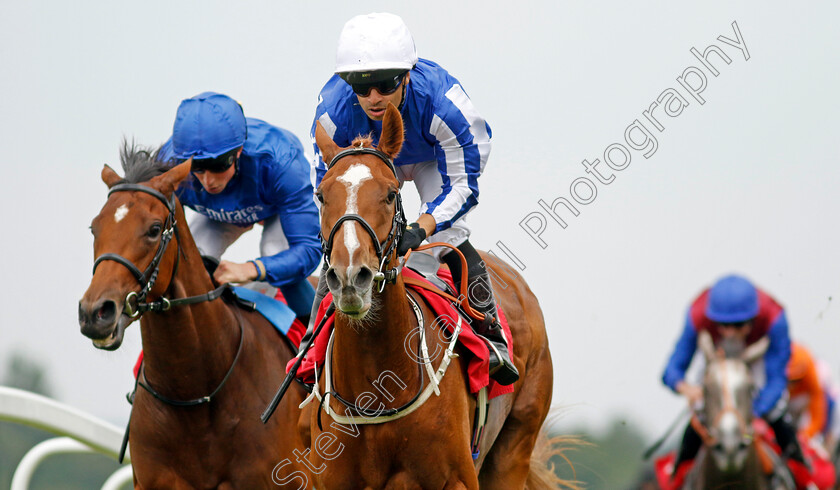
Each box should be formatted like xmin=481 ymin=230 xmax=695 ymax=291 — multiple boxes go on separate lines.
xmin=172 ymin=92 xmax=247 ymax=160
xmin=705 ymin=274 xmax=759 ymax=323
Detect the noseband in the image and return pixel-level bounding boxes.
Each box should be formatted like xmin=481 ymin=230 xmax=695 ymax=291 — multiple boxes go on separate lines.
xmin=321 ymin=147 xmax=407 ymax=292
xmin=92 ymin=184 xmax=179 ymax=316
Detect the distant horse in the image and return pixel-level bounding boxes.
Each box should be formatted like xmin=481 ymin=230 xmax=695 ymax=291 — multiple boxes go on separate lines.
xmin=303 ymin=103 xmax=565 ymax=489
xmin=682 ymin=330 xmax=794 ymax=490
xmin=78 ymin=145 xmax=308 ymax=488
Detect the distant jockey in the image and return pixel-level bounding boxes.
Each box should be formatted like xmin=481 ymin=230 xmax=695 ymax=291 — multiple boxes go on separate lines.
xmin=158 ymin=92 xmax=321 ymax=322
xmin=307 ymin=13 xmax=518 ymax=385
xmin=661 ymin=274 xmax=811 ymax=482
xmin=788 ymin=342 xmax=840 ymax=451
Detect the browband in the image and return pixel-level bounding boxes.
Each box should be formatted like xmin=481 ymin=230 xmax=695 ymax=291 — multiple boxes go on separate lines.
xmin=328 ymin=147 xmax=398 ymax=179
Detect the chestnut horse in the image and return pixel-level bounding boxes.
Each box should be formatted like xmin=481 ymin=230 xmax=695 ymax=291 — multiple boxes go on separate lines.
xmin=78 ymin=146 xmax=308 ymax=488
xmin=682 ymin=331 xmax=794 ymax=489
xmin=303 ymin=104 xmax=560 ymax=489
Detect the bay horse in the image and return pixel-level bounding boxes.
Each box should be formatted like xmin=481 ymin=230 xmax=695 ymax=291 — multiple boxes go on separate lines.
xmin=303 ymin=103 xmax=563 ymax=489
xmin=682 ymin=330 xmax=794 ymax=490
xmin=78 ymin=145 xmax=308 ymax=488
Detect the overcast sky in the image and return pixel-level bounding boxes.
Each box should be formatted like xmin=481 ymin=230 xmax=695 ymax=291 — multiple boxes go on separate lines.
xmin=1 ymin=1 xmax=839 ymax=447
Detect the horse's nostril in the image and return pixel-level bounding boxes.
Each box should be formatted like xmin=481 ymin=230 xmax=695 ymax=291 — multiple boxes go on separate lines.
xmin=325 ymin=268 xmax=341 ymax=292
xmin=354 ymin=267 xmax=374 ymax=290
xmin=97 ymin=300 xmax=117 ymax=323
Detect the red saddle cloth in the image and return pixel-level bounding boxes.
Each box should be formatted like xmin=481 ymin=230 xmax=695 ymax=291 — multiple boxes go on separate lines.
xmin=653 ymin=419 xmax=836 ymax=490
xmin=286 ymin=267 xmax=515 ymax=400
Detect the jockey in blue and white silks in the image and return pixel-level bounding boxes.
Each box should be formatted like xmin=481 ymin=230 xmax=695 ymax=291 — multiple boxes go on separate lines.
xmin=312 ymin=57 xmax=491 ymax=235
xmin=305 ymin=13 xmax=518 ymax=385
xmin=158 ymin=92 xmax=321 ymax=321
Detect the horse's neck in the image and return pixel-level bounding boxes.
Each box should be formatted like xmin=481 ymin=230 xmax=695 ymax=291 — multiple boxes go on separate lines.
xmin=139 ymin=230 xmax=242 ymax=398
xmin=332 ymin=279 xmax=422 ymax=397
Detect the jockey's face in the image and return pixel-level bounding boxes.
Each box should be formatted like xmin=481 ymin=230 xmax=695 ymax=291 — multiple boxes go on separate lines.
xmin=717 ymin=321 xmax=752 ymax=341
xmin=356 ymin=72 xmax=409 ymax=121
xmin=191 ymin=149 xmax=240 ymax=194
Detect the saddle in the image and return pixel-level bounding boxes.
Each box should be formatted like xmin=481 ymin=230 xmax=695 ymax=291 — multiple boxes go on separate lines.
xmin=289 ymin=256 xmax=515 ymax=399
xmin=288 ymin=251 xmax=513 ymax=460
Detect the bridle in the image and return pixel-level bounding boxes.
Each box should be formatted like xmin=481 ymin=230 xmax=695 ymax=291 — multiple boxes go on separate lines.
xmin=320 ymin=146 xmax=407 ymax=293
xmin=93 ymin=180 xmax=245 ymax=466
xmin=92 ymin=184 xmax=180 ymax=316
xmin=92 ymin=183 xmax=229 ymax=316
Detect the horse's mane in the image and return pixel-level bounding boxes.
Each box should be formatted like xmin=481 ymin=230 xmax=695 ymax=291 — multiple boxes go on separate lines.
xmin=119 ymin=138 xmax=170 ymax=184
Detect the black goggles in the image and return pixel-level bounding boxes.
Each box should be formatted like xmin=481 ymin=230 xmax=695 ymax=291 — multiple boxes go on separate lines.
xmin=187 ymin=153 xmax=237 ymax=175
xmin=349 ymin=71 xmax=407 ymax=97
xmin=718 ymin=321 xmax=750 ymax=330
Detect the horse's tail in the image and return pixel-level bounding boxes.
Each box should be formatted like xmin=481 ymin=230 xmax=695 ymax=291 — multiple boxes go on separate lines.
xmin=525 ymin=427 xmax=588 ymax=490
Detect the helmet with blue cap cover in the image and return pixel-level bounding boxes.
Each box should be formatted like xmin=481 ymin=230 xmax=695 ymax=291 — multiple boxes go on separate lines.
xmin=172 ymin=92 xmax=247 ymax=171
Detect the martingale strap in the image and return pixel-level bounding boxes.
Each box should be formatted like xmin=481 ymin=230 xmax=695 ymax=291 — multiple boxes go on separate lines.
xmin=300 ymin=293 xmax=464 ymax=425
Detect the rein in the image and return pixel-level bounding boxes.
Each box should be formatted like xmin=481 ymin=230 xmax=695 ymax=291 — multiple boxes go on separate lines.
xmin=136 ymin=309 xmax=245 ymax=407
xmin=99 ymin=182 xmax=250 ymax=462
xmin=93 ymin=182 xmax=247 ymax=404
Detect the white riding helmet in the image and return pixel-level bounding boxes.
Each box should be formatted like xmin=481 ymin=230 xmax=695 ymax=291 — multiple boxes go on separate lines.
xmin=335 ymin=13 xmax=418 ymax=75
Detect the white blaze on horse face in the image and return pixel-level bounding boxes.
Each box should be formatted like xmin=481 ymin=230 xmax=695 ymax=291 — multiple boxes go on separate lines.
xmin=114 ymin=204 xmax=129 ymax=223
xmin=337 ymin=163 xmax=373 ymax=266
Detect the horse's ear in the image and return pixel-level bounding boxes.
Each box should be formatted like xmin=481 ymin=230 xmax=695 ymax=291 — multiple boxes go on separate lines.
xmin=315 ymin=122 xmax=342 ymax=166
xmin=698 ymin=330 xmax=716 ymax=362
xmin=377 ymin=103 xmax=403 ymax=159
xmin=742 ymin=337 xmax=770 ymax=364
xmin=102 ymin=164 xmax=122 ymax=188
xmin=152 ymin=159 xmax=192 ymax=196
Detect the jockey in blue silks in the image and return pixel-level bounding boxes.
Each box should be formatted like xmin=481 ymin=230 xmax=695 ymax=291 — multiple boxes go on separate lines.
xmin=662 ymin=274 xmax=808 ymax=478
xmin=306 ymin=12 xmax=518 ymax=385
xmin=158 ymin=92 xmax=321 ymax=322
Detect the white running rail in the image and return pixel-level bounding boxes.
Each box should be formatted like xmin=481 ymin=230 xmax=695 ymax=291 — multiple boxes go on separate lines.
xmin=0 ymin=386 xmax=132 ymax=490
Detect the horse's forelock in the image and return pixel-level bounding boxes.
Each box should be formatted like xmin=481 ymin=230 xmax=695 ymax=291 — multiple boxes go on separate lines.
xmin=119 ymin=139 xmax=170 ymax=184
xmin=350 ymin=135 xmax=375 ymax=149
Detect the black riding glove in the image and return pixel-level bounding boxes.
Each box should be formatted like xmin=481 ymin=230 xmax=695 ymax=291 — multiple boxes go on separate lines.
xmin=397 ymin=222 xmax=427 ymax=256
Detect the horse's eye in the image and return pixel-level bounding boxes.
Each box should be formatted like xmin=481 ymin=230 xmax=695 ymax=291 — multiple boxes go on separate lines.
xmin=147 ymin=223 xmax=162 ymax=238
xmin=386 ymin=191 xmax=396 ymax=204
xmin=316 ymin=192 xmax=324 ymax=204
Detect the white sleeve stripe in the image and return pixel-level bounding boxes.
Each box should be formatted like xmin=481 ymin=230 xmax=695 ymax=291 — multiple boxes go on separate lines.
xmin=318 ymin=113 xmax=338 ymax=140
xmin=427 ymin=115 xmax=472 ymax=224
xmin=313 ymin=113 xmax=338 ymax=169
xmin=445 ymin=84 xmax=491 ymax=170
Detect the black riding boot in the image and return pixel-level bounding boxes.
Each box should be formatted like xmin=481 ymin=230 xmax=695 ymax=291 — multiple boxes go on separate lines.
xmin=443 ymin=241 xmax=519 ymax=386
xmin=768 ymin=413 xmax=808 ymax=465
xmin=672 ymin=423 xmax=702 ymax=477
xmin=298 ymin=262 xmax=330 ymax=355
